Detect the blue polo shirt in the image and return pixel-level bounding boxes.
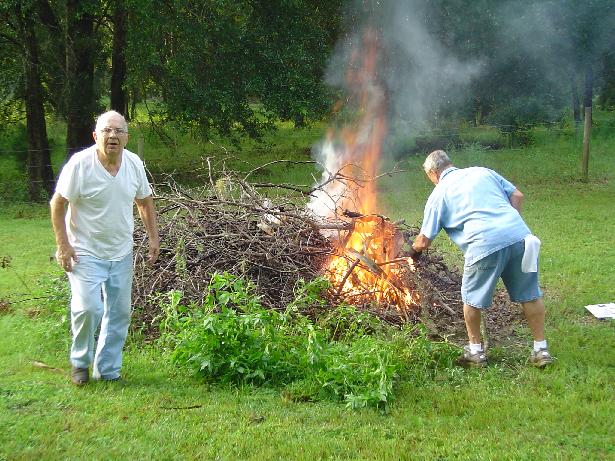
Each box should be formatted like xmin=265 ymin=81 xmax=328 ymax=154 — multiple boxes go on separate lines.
xmin=420 ymin=166 xmax=531 ymax=266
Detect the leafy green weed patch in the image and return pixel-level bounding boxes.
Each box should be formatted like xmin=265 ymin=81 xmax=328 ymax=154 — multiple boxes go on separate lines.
xmin=159 ymin=273 xmax=458 ymax=409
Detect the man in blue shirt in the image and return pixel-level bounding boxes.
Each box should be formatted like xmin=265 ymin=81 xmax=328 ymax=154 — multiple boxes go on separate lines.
xmin=409 ymin=150 xmax=553 ymax=368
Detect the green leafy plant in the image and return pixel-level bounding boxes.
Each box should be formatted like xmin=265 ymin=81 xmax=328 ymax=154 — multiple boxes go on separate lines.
xmin=316 ymin=303 xmax=385 ymax=341
xmin=158 ymin=272 xmax=459 ymax=409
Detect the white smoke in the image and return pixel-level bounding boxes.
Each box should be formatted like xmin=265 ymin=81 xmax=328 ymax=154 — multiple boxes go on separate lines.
xmin=308 ymin=0 xmax=483 ymax=219
xmin=306 ymin=137 xmax=348 ymax=218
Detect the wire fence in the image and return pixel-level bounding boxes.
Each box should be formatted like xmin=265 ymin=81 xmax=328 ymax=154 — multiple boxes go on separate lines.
xmin=0 ymin=120 xmax=590 ymax=157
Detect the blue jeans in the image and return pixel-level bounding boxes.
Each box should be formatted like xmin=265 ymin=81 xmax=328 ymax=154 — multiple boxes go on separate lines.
xmin=67 ymin=253 xmax=133 ymax=379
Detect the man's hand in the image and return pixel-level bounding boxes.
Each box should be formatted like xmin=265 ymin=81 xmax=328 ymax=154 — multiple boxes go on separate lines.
xmin=56 ymin=243 xmax=78 ymax=272
xmin=50 ymin=192 xmax=76 ymax=271
xmin=408 ymin=245 xmax=423 ymax=261
xmin=147 ymin=241 xmax=160 ymax=265
xmin=408 ymin=234 xmax=431 ymax=262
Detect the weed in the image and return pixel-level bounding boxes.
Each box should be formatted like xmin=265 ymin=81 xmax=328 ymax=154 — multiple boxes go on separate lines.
xmin=0 ymin=298 xmax=12 ymax=315
xmin=316 ymin=303 xmax=386 ymax=341
xmin=157 ymin=272 xmax=461 ymax=409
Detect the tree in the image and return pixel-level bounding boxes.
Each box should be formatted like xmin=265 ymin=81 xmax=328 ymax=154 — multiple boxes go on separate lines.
xmin=110 ymin=0 xmax=128 ymax=116
xmin=17 ymin=3 xmax=54 ymax=199
xmin=125 ymin=0 xmax=342 ymax=140
xmin=598 ymin=51 xmax=615 ymax=110
xmin=246 ymin=0 xmax=342 ymax=127
xmin=0 ymin=1 xmax=55 ymax=201
xmin=65 ymin=0 xmax=101 ymax=158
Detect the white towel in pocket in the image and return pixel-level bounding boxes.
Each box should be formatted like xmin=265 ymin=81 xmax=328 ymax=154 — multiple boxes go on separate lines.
xmin=521 ymin=235 xmax=541 ymax=273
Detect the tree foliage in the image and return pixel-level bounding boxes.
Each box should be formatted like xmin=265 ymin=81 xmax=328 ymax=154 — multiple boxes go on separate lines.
xmin=1 ymin=0 xmax=615 ymax=201
xmin=126 ymin=0 xmax=342 ymax=139
xmin=428 ymin=0 xmax=615 ymax=128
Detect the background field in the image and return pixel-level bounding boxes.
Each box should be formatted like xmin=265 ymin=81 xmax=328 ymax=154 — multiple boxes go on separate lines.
xmin=1 ymin=114 xmax=614 ymax=460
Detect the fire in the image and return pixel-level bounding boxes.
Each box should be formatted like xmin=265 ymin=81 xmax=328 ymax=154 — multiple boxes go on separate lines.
xmin=307 ymin=27 xmax=387 ymax=218
xmin=309 ymin=27 xmax=420 ymax=313
xmin=327 ymin=215 xmax=420 ymax=312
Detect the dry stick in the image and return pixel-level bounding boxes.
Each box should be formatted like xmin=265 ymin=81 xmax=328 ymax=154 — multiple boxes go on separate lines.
xmin=417 ymin=275 xmax=457 ymax=316
xmin=252 ymin=183 xmax=312 ymax=195
xmin=334 ymin=257 xmax=361 ymax=298
xmin=376 ymin=257 xmax=410 ymax=267
xmin=243 ymin=159 xmax=319 ymax=182
xmin=161 ymin=405 xmax=203 ymax=410
xmin=30 ymin=360 xmax=66 ymax=374
xmin=205 ymin=156 xmax=216 ymax=190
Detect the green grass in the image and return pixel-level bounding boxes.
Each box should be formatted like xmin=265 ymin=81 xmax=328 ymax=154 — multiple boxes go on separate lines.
xmin=0 ymin=205 xmax=59 ymax=309
xmin=2 ymin=114 xmax=615 ymax=459
xmin=129 ymin=119 xmax=324 ymax=187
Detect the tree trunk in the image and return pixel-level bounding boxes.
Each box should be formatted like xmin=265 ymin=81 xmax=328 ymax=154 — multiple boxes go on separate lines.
xmin=582 ymin=66 xmax=593 ymax=182
xmin=599 ymin=52 xmax=615 ymax=109
xmin=570 ymin=75 xmax=581 ymax=125
xmin=36 ymin=0 xmax=66 ymax=118
xmin=474 ymin=98 xmax=483 ymax=126
xmin=110 ymin=0 xmax=128 ymax=117
xmin=17 ymin=4 xmax=55 ymax=201
xmin=65 ymin=0 xmax=98 ymax=158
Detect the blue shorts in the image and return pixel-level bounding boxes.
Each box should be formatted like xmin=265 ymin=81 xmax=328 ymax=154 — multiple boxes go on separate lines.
xmin=461 ymin=240 xmax=542 ymax=309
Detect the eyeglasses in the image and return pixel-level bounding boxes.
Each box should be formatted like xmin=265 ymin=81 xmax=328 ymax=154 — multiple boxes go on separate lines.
xmin=99 ymin=127 xmax=128 ymax=136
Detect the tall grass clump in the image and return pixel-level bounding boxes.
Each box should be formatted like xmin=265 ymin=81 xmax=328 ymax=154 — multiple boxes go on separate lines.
xmin=158 ymin=272 xmax=458 ymax=409
xmin=0 ymin=124 xmax=30 ymax=203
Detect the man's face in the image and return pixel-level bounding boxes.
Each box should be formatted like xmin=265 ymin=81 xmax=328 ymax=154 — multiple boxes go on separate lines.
xmin=427 ymin=170 xmax=439 ymax=185
xmin=93 ymin=114 xmax=129 ymax=156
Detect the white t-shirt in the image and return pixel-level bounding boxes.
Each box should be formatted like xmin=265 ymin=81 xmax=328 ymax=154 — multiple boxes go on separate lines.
xmin=55 ymin=145 xmax=152 ymax=261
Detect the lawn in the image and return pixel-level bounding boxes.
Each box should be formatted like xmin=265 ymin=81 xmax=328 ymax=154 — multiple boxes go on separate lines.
xmin=1 ymin=117 xmax=614 ymax=460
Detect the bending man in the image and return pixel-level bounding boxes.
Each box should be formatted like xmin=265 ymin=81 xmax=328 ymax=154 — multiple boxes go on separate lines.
xmin=50 ymin=110 xmax=159 ymax=385
xmin=409 ymin=150 xmax=553 ymax=368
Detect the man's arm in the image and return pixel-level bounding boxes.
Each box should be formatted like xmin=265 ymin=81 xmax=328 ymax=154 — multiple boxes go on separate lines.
xmin=509 ymin=189 xmax=524 ymax=213
xmin=135 ymin=195 xmax=160 ymax=265
xmin=50 ymin=192 xmax=77 ymax=271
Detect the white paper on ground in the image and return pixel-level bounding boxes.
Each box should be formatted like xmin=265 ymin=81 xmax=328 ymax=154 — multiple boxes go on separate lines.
xmin=585 ymin=303 xmax=615 ymax=319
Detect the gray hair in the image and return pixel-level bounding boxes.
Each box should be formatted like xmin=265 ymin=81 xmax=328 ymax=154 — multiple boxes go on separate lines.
xmin=423 ymin=150 xmax=452 ymax=174
xmin=95 ymin=110 xmax=128 ymax=132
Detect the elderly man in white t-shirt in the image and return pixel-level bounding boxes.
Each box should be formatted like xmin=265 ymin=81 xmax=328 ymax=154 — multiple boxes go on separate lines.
xmin=50 ymin=110 xmax=159 ymax=385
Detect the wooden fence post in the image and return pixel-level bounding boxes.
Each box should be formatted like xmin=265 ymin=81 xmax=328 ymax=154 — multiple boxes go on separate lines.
xmin=137 ymin=133 xmax=144 ymax=159
xmin=581 ymin=66 xmax=593 ymax=182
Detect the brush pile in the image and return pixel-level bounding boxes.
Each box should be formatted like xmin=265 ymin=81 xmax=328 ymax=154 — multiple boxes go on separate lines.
xmin=132 ymin=172 xmax=522 ymax=344
xmin=132 ymin=176 xmax=332 ymax=328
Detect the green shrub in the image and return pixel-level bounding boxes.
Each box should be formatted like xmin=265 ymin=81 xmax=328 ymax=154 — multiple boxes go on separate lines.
xmin=316 ymin=303 xmax=386 ymax=341
xmin=159 ymin=272 xmax=460 ymax=410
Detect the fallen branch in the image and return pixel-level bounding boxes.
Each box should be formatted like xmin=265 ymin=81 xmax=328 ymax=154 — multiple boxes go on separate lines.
xmin=30 ymin=360 xmax=66 ymax=374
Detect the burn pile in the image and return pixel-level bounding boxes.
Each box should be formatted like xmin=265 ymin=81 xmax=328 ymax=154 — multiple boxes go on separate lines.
xmin=131 ymin=175 xmax=520 ymax=344
xmin=132 ymin=177 xmax=331 ymax=332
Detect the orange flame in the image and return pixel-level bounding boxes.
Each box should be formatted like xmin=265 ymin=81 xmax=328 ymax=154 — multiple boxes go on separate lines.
xmin=327 ymin=216 xmax=420 ymax=310
xmin=335 ymin=27 xmax=387 ymax=215
xmin=316 ymin=27 xmax=420 ymax=312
